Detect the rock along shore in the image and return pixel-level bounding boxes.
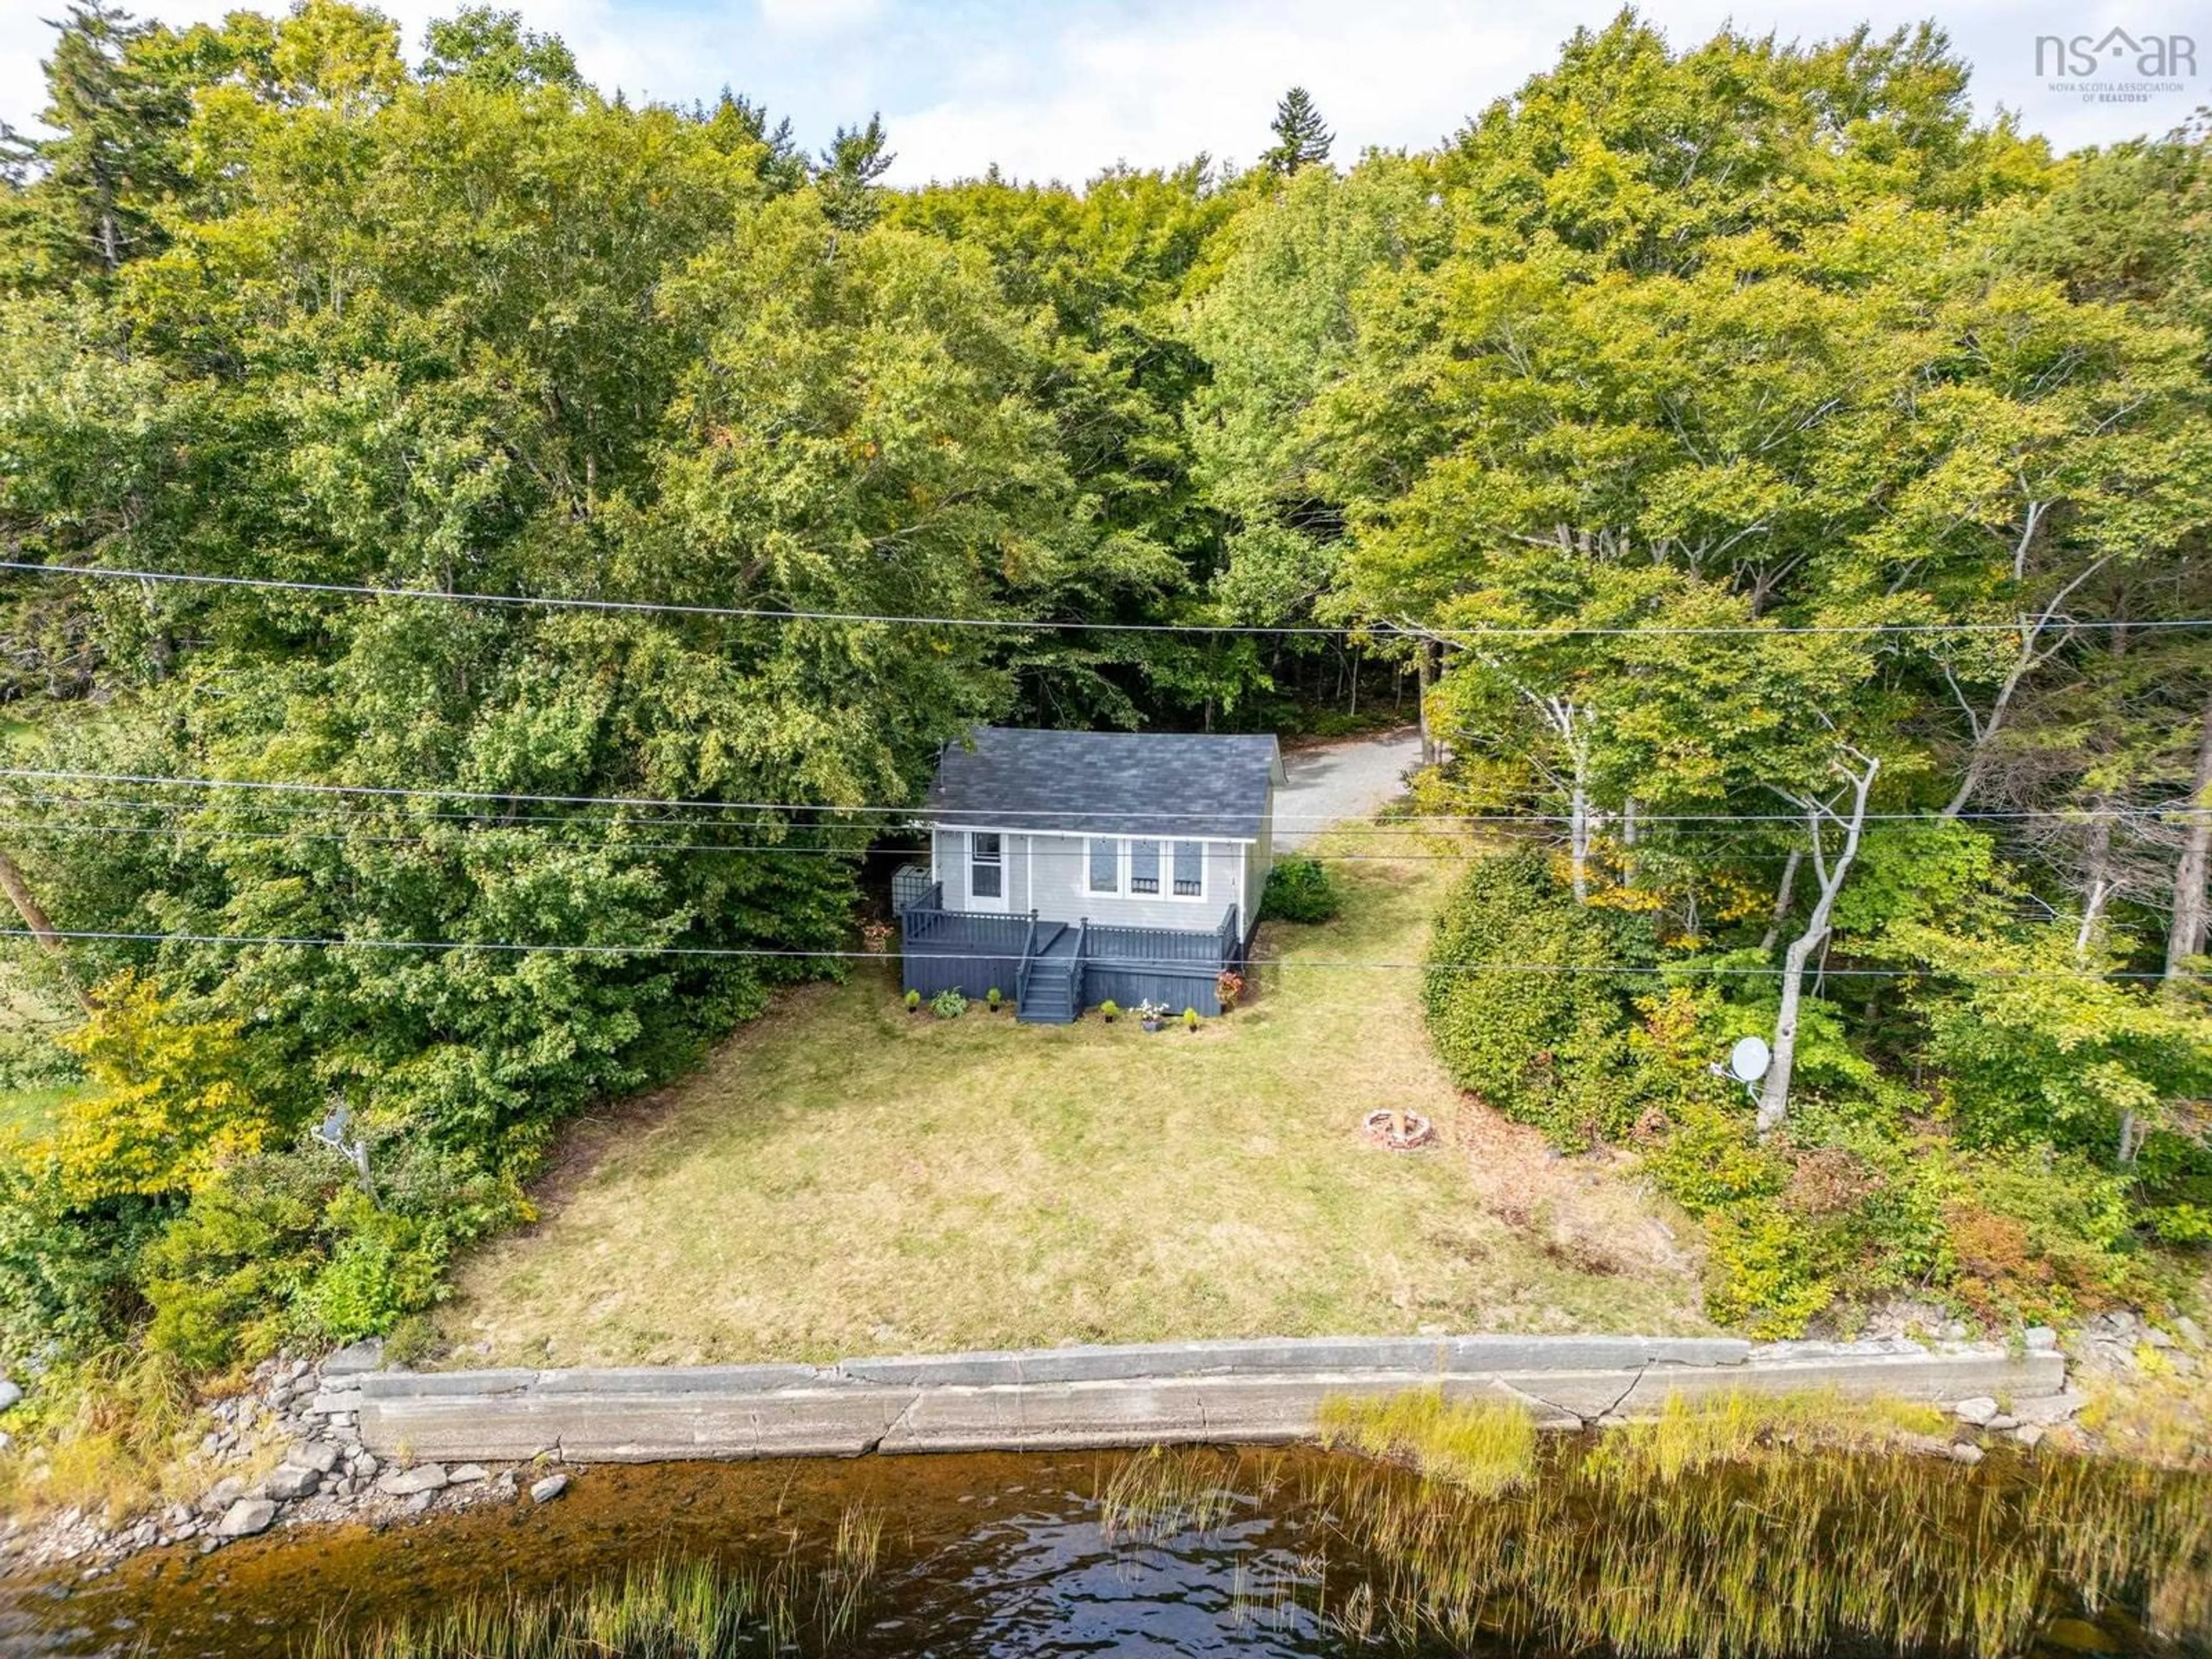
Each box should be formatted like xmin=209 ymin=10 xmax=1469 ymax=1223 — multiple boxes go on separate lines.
xmin=0 ymin=1326 xmax=2108 ymax=1580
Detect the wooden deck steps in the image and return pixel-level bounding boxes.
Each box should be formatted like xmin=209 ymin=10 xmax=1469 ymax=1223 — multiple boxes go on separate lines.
xmin=1017 ymin=926 xmax=1080 ymax=1024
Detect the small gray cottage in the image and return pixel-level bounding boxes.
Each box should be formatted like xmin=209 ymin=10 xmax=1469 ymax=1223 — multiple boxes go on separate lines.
xmin=895 ymin=728 xmax=1283 ymax=1023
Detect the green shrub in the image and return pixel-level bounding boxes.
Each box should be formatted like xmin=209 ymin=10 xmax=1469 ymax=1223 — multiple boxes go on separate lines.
xmin=0 ymin=1157 xmax=151 ymax=1362
xmin=929 ymin=988 xmax=968 ymax=1020
xmin=1260 ymin=855 xmax=1340 ymax=923
xmin=1421 ymin=851 xmax=1649 ymax=1146
xmin=1700 ymin=1200 xmax=1837 ymax=1337
xmin=904 ymin=989 xmax=921 ymax=1011
xmin=293 ymin=1199 xmax=449 ymax=1344
xmin=138 ymin=1152 xmax=331 ymax=1368
xmin=986 ymin=987 xmax=1003 ymax=1010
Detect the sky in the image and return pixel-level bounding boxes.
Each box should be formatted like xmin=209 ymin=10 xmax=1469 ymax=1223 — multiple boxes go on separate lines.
xmin=1 ymin=0 xmax=2202 ymax=181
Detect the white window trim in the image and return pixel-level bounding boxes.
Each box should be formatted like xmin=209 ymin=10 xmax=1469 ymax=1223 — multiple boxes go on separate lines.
xmin=967 ymin=830 xmax=1009 ymax=911
xmin=1081 ymin=835 xmax=1210 ymax=904
xmin=1165 ymin=838 xmax=1209 ymax=904
xmin=1084 ymin=835 xmax=1122 ymax=897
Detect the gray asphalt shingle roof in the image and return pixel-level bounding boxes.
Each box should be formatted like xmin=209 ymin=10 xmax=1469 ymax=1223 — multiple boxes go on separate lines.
xmin=923 ymin=728 xmax=1282 ymax=840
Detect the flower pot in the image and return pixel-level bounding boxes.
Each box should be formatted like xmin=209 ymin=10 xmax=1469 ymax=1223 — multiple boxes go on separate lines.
xmin=1140 ymin=1018 xmax=1164 ymax=1033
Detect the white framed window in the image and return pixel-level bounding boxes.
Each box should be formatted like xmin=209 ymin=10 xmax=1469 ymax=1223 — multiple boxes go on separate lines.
xmin=968 ymin=831 xmax=1005 ymax=907
xmin=1172 ymin=839 xmax=1205 ymax=898
xmin=1086 ymin=836 xmax=1120 ymax=895
xmin=1130 ymin=838 xmax=1161 ymax=894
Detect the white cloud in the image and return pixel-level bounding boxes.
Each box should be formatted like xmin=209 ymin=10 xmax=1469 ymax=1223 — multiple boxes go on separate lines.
xmin=756 ymin=0 xmax=882 ymax=36
xmin=883 ymin=0 xmax=2199 ymax=184
xmin=0 ymin=0 xmax=2194 ymax=176
xmin=891 ymin=1 xmax=1543 ymax=184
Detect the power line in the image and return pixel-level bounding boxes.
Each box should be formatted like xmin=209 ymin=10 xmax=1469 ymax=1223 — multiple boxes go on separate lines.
xmin=9 ymin=558 xmax=2209 ymax=641
xmin=6 ymin=926 xmax=2187 ymax=981
xmin=0 ymin=817 xmax=906 ymax=857
xmin=0 ymin=817 xmax=1514 ymax=860
xmin=5 ymin=767 xmax=2204 ymax=825
xmin=0 ymin=805 xmax=2176 ymax=862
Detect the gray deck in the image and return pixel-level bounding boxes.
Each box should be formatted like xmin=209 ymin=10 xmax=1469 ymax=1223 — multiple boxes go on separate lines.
xmin=897 ymin=877 xmax=1241 ymax=1021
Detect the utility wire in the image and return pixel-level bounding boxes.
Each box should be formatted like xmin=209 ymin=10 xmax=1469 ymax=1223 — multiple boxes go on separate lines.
xmin=0 ymin=809 xmax=2170 ymax=859
xmin=7 ymin=558 xmax=2209 ymax=641
xmin=5 ymin=926 xmax=2189 ymax=982
xmin=0 ymin=817 xmax=1527 ymax=860
xmin=5 ymin=767 xmax=2205 ymax=825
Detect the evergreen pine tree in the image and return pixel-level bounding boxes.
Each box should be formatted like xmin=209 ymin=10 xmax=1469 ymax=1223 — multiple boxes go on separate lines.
xmin=0 ymin=0 xmax=190 ymax=280
xmin=1261 ymin=85 xmax=1332 ymax=174
xmin=817 ymin=112 xmax=894 ymax=230
xmin=700 ymin=88 xmax=808 ymax=195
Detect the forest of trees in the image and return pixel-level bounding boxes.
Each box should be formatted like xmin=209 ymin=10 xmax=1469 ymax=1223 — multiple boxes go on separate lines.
xmin=0 ymin=0 xmax=2207 ymax=1359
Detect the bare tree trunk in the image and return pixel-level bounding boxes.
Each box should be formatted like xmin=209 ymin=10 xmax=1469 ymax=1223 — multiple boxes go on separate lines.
xmin=1569 ymin=766 xmax=1591 ymax=906
xmin=1757 ymin=751 xmax=1880 ymax=1135
xmin=2075 ymin=802 xmax=2113 ymax=960
xmin=1759 ymin=850 xmax=1802 ymax=954
xmin=2166 ymin=690 xmax=2212 ymax=986
xmin=0 ymin=847 xmax=89 ymax=1010
xmin=1941 ymin=554 xmax=2109 ymax=819
xmin=1416 ymin=642 xmax=1435 ymax=767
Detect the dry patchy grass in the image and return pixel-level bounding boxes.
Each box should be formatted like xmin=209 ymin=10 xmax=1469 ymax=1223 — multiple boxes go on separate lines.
xmin=439 ymin=834 xmax=1707 ymax=1367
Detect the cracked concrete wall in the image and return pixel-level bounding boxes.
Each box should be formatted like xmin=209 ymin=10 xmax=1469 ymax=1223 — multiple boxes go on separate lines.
xmin=357 ymin=1337 xmax=2067 ymax=1464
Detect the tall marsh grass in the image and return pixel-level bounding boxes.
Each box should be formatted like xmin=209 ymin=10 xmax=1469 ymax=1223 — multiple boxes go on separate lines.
xmin=1302 ymin=1388 xmax=2211 ymax=1656
xmin=0 ymin=1344 xmax=213 ymax=1524
xmin=1098 ymin=1444 xmax=1242 ymax=1544
xmin=1317 ymin=1388 xmax=1536 ymax=1496
xmin=298 ymin=1509 xmax=884 ymax=1659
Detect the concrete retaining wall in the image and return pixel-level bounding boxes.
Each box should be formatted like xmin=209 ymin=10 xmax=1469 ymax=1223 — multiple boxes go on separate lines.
xmin=357 ymin=1336 xmax=2066 ymax=1464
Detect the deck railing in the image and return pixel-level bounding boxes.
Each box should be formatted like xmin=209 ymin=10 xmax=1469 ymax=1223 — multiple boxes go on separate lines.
xmin=899 ymin=881 xmax=948 ymax=941
xmin=1083 ymin=907 xmax=1240 ymax=969
xmin=1014 ymin=913 xmax=1041 ymax=1008
xmin=902 ymin=897 xmax=1036 ymax=980
xmin=1214 ymin=903 xmax=1241 ymax=967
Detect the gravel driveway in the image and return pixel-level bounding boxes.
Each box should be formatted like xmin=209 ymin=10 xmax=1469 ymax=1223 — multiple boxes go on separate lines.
xmin=1275 ymin=728 xmax=1423 ymax=847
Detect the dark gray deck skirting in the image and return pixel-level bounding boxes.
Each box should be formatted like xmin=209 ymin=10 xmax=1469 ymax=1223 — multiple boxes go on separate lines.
xmin=355 ymin=1336 xmax=2067 ymax=1464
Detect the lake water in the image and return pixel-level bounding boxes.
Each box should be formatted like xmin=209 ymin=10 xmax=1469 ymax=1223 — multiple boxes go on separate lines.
xmin=1 ymin=1444 xmax=2202 ymax=1657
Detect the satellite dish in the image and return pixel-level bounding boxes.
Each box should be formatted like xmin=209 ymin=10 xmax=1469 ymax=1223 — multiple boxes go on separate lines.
xmin=1727 ymin=1036 xmax=1772 ymax=1084
xmin=313 ymin=1097 xmax=351 ymax=1147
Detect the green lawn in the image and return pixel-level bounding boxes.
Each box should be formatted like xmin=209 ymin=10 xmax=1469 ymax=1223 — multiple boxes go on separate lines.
xmin=440 ymin=835 xmax=1708 ymax=1367
xmin=0 ymin=1084 xmax=79 ymax=1141
xmin=0 ymin=956 xmax=85 ymax=1151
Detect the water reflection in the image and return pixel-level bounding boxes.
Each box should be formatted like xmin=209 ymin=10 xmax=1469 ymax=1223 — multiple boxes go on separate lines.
xmin=0 ymin=1445 xmax=2191 ymax=1658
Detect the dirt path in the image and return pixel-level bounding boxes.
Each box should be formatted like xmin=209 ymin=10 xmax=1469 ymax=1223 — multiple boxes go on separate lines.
xmin=1276 ymin=729 xmax=1423 ymax=847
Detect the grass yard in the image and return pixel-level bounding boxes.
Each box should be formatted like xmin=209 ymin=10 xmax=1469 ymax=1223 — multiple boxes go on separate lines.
xmin=440 ymin=833 xmax=1709 ymax=1367
xmin=0 ymin=1083 xmax=79 ymax=1142
xmin=0 ymin=957 xmax=85 ymax=1152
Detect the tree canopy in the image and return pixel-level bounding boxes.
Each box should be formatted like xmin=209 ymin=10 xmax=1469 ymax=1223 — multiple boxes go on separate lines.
xmin=0 ymin=3 xmax=2206 ymax=1355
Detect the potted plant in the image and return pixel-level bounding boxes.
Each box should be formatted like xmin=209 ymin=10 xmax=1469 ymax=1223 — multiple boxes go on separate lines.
xmin=1183 ymin=1007 xmax=1200 ymax=1033
xmin=1100 ymin=999 xmax=1120 ymax=1024
xmin=986 ymin=987 xmax=1003 ymax=1013
xmin=1215 ymin=970 xmax=1244 ymax=1012
xmin=1137 ymin=999 xmax=1169 ymax=1033
xmin=904 ymin=989 xmax=922 ymax=1014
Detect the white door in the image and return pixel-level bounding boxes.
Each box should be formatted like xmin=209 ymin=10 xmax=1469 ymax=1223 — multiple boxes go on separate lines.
xmin=966 ymin=831 xmax=1009 ymax=911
